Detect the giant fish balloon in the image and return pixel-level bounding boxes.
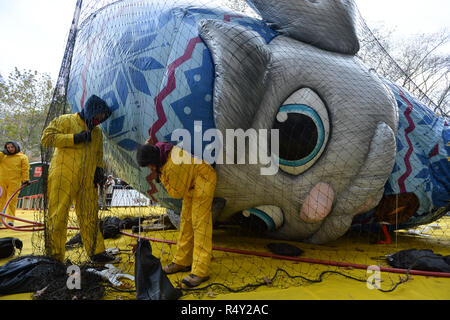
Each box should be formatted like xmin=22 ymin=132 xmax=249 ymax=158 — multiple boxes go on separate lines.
xmin=67 ymin=0 xmax=449 ymax=244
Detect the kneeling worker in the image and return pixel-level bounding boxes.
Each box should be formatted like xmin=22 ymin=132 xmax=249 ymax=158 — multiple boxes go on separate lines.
xmin=41 ymin=95 xmax=119 ymax=264
xmin=136 ymin=140 xmax=216 ymax=287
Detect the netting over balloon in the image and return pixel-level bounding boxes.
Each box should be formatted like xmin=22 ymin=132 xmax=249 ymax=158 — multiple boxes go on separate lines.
xmin=12 ymin=0 xmax=448 ymax=299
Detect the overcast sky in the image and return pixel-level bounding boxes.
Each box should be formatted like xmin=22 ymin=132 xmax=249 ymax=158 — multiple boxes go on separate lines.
xmin=0 ymin=0 xmax=449 ymax=82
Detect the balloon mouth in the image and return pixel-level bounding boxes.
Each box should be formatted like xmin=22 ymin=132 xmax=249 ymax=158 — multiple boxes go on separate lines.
xmin=242 ymin=206 xmax=284 ymax=232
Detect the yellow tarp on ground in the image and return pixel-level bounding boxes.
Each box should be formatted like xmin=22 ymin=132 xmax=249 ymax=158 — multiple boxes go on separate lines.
xmin=0 ymin=209 xmax=449 ymax=300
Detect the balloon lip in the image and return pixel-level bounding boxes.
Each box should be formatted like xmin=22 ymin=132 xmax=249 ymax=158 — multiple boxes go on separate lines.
xmin=245 ymin=208 xmax=276 ymax=231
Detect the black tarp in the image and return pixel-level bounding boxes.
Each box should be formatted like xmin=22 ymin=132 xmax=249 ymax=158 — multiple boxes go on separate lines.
xmin=387 ymin=249 xmax=450 ymax=273
xmin=0 ymin=255 xmax=66 ymax=295
xmin=0 ymin=255 xmax=105 ymax=299
xmin=134 ymin=239 xmax=182 ymax=300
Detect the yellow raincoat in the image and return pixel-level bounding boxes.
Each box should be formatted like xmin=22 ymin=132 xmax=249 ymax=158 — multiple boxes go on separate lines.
xmin=0 ymin=148 xmax=29 ymax=223
xmin=41 ymin=113 xmax=105 ymax=261
xmin=160 ymin=146 xmax=216 ymax=277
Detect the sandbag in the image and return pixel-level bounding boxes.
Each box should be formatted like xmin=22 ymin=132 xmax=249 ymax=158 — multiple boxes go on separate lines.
xmin=100 ymin=217 xmax=121 ymax=238
xmin=266 ymin=243 xmax=304 ymax=257
xmin=66 ymin=217 xmax=122 ymax=248
xmin=119 ymin=217 xmax=143 ymax=229
xmin=386 ymin=249 xmax=450 ymax=273
xmin=134 ymin=239 xmax=182 ymax=300
xmin=0 ymin=238 xmax=23 ymax=259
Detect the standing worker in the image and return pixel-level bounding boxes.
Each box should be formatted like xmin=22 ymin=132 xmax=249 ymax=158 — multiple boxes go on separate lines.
xmin=104 ymin=175 xmax=115 ymax=208
xmin=41 ymin=95 xmax=119 ymax=264
xmin=0 ymin=141 xmax=30 ymax=226
xmin=136 ymin=140 xmax=216 ymax=287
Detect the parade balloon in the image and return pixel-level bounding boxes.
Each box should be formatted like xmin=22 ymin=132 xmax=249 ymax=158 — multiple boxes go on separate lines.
xmin=67 ymin=0 xmax=449 ymax=244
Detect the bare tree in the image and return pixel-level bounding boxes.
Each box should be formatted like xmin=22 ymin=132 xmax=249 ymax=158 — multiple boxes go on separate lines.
xmin=358 ymin=24 xmax=450 ymax=116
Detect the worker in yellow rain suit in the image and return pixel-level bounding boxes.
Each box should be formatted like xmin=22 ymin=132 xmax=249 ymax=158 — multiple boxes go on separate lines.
xmin=136 ymin=141 xmax=216 ymax=287
xmin=41 ymin=95 xmax=119 ymax=264
xmin=0 ymin=141 xmax=30 ymax=226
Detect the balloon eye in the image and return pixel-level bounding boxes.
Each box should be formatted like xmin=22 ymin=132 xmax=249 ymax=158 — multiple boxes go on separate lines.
xmin=274 ymin=107 xmax=322 ymax=163
xmin=273 ymin=88 xmax=330 ymax=175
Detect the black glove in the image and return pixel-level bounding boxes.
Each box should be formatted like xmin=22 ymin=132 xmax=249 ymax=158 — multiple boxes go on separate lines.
xmin=94 ymin=167 xmax=106 ymax=186
xmin=21 ymin=180 xmax=31 ymax=187
xmin=2 ymin=149 xmax=8 ymax=155
xmin=74 ymin=131 xmax=92 ymax=144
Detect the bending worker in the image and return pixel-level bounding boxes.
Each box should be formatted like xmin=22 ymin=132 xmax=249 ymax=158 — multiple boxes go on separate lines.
xmin=0 ymin=142 xmax=30 ymax=226
xmin=41 ymin=95 xmax=119 ymax=264
xmin=136 ymin=140 xmax=216 ymax=287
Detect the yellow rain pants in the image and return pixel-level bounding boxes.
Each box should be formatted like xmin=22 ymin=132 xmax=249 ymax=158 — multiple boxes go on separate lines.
xmin=160 ymin=146 xmax=216 ymax=277
xmin=41 ymin=113 xmax=105 ymax=261
xmin=0 ymin=152 xmax=29 ymax=223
